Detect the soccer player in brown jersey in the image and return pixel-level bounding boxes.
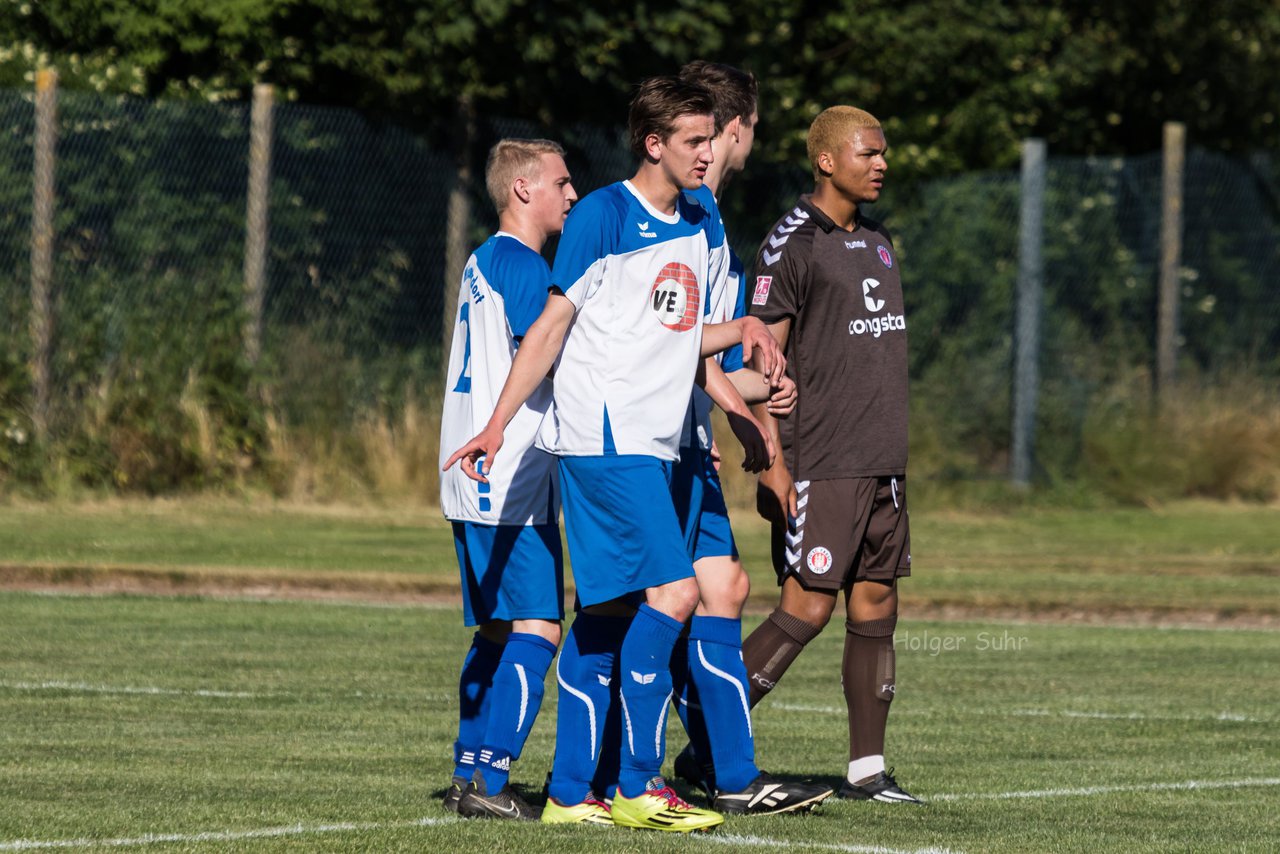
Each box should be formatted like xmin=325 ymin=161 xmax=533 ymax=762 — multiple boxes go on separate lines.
xmin=741 ymin=106 xmax=921 ymax=804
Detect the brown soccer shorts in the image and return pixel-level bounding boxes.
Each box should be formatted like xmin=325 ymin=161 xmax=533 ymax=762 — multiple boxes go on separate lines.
xmin=770 ymin=476 xmax=912 ymax=590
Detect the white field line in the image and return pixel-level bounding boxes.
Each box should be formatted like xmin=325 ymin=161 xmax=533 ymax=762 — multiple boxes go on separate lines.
xmin=0 ymin=818 xmax=454 ymax=851
xmin=929 ymin=777 xmax=1280 ymax=802
xmin=0 ymin=679 xmax=453 ymax=704
xmin=701 ymin=834 xmax=958 ymax=854
xmin=769 ymin=702 xmax=1271 ymax=724
xmin=3 ymin=778 xmax=1278 ymax=852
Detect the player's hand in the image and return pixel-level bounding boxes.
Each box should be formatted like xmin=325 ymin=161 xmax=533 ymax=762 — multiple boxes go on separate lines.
xmin=756 ymin=458 xmax=797 ymax=524
xmin=442 ymin=423 xmax=505 ymax=483
xmin=765 ymin=375 xmax=797 ymax=417
xmin=708 ymin=438 xmax=722 ymax=473
xmin=726 ymin=410 xmax=774 ymax=474
xmin=740 ymin=316 xmax=786 ymax=387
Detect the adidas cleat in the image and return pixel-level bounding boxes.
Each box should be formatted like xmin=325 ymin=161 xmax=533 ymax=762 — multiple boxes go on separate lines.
xmin=838 ymin=768 xmax=923 ymax=804
xmin=611 ymin=779 xmax=724 ymax=832
xmin=673 ymin=744 xmax=717 ymax=800
xmin=713 ymin=772 xmax=833 ymax=815
xmin=442 ymin=775 xmax=468 ymax=812
xmin=540 ymin=794 xmax=613 ymax=825
xmin=457 ymin=772 xmax=538 ymax=820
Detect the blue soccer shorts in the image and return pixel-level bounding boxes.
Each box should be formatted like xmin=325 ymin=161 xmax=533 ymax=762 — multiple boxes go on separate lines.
xmin=452 ymin=521 xmax=565 ymax=626
xmin=557 ymin=454 xmax=695 ymax=607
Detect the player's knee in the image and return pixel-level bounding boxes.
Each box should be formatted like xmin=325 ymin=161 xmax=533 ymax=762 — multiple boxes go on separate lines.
xmin=649 ymin=577 xmax=700 ymax=622
xmin=513 ymin=618 xmax=562 ymax=646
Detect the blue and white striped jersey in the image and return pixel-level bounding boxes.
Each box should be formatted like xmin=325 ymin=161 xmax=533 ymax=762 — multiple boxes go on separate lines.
xmin=439 ymin=233 xmax=559 ymax=525
xmin=535 ymin=181 xmax=730 ymax=461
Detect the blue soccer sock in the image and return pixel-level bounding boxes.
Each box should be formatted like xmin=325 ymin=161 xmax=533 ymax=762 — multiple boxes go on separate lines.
xmin=476 ymin=632 xmax=558 ymax=793
xmin=617 ymin=604 xmax=684 ymax=798
xmin=688 ymin=615 xmax=758 ymax=793
xmin=547 ymin=612 xmax=631 ymax=805
xmin=454 ymin=632 xmax=503 ymax=780
xmin=670 ymin=629 xmax=713 ymax=768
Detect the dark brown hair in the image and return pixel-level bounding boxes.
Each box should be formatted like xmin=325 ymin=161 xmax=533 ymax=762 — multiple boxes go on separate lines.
xmin=628 ymin=75 xmax=715 ymax=158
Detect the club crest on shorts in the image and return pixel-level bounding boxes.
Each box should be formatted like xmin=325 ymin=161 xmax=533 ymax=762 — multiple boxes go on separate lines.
xmin=877 ymin=245 xmax=893 ymax=268
xmin=806 ymin=546 xmax=833 ymax=575
xmin=752 ymin=275 xmax=773 ymax=305
xmin=649 ymin=261 xmax=701 ymax=332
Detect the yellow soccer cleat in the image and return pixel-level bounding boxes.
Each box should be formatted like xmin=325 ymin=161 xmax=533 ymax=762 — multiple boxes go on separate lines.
xmin=611 ymin=781 xmax=724 ymax=832
xmin=540 ymin=794 xmax=613 ymax=826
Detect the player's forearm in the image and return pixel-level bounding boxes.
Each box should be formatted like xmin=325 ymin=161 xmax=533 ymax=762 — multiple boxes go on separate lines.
xmin=700 ymin=317 xmax=746 ymax=356
xmin=728 ymin=367 xmax=772 ymax=404
xmin=485 ymin=305 xmax=570 ymax=429
xmin=751 ymin=401 xmax=784 ymax=465
xmin=701 ymin=358 xmax=752 ymax=417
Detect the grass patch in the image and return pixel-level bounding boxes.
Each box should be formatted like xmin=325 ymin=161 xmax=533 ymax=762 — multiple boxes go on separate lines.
xmin=0 ymin=591 xmax=1276 ymax=852
xmin=1 ymin=497 xmax=1276 ymax=620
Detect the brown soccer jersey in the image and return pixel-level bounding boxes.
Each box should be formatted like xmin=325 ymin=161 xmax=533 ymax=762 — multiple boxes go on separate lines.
xmin=749 ymin=195 xmax=908 ymax=480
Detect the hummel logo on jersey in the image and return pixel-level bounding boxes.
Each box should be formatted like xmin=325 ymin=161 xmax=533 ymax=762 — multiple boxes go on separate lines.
xmin=862 ymin=278 xmax=885 ymax=312
xmin=630 ymin=671 xmax=657 ymax=685
xmin=637 ymin=221 xmax=656 ymax=238
xmin=846 ymin=240 xmax=867 ymax=249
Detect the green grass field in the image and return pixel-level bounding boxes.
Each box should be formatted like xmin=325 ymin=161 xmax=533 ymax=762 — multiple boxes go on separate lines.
xmin=1 ymin=498 xmax=1278 ymax=851
xmin=1 ymin=592 xmax=1277 ymax=852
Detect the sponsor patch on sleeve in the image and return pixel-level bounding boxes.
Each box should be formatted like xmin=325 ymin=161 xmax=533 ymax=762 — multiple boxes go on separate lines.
xmin=752 ymin=275 xmax=773 ymax=305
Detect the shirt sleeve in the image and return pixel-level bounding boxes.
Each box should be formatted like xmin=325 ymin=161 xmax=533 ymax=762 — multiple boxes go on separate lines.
xmin=749 ymin=220 xmax=810 ymax=325
xmin=550 ymin=193 xmax=614 ymax=310
xmin=490 ymin=244 xmax=552 ymax=340
xmin=719 ymin=248 xmax=747 ymax=372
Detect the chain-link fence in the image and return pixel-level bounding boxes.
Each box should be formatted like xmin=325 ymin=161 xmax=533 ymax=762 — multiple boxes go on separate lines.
xmin=1 ymin=85 xmax=1277 ymax=495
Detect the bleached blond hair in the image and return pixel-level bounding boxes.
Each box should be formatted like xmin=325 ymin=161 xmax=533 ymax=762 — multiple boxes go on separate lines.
xmin=485 ymin=138 xmax=566 ymax=213
xmin=807 ymin=106 xmax=881 ymax=179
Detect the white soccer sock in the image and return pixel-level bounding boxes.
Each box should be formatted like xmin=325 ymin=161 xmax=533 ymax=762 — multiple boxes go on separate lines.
xmin=848 ymin=754 xmax=885 ymax=784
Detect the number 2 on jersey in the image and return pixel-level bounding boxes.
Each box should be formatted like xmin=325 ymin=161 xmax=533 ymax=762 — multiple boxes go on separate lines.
xmin=452 ymin=301 xmax=472 ymax=394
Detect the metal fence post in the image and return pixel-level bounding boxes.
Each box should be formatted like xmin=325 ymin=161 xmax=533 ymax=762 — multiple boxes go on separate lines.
xmin=30 ymin=69 xmax=58 ymax=444
xmin=443 ymin=95 xmax=476 ymax=379
xmin=1011 ymin=138 xmax=1046 ymax=489
xmin=244 ymin=83 xmax=275 ymax=367
xmin=1157 ymin=121 xmax=1185 ymax=400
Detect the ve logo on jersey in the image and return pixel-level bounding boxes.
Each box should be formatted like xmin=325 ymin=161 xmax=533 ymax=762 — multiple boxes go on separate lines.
xmin=862 ymin=278 xmax=885 ymax=312
xmin=649 ymin=261 xmax=701 ymax=332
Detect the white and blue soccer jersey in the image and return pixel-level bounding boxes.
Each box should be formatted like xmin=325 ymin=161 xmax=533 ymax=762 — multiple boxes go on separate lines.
xmin=440 ymin=233 xmax=559 ymax=525
xmin=536 ymin=181 xmax=730 ymax=461
xmin=681 ymin=243 xmax=747 ymax=452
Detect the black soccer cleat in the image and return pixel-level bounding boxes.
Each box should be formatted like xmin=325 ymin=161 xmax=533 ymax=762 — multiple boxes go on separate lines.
xmin=673 ymin=744 xmax=718 ymax=800
xmin=457 ymin=771 xmax=538 ymax=820
xmin=838 ymin=768 xmax=923 ymax=804
xmin=713 ymin=772 xmax=834 ymax=815
xmin=442 ymin=775 xmax=468 ymax=812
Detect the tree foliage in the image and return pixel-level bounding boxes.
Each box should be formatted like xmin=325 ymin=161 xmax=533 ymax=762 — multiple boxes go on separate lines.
xmin=5 ymin=0 xmax=1280 ymax=174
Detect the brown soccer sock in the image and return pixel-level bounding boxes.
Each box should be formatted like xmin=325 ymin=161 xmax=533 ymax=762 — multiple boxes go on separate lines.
xmin=844 ymin=616 xmax=898 ymax=767
xmin=742 ymin=608 xmax=824 ymax=707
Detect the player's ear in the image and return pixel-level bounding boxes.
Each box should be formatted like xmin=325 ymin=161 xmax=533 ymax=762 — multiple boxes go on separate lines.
xmin=644 ymin=132 xmax=664 ymax=162
xmin=513 ymin=176 xmax=531 ymax=204
xmin=726 ymin=115 xmax=742 ymax=142
xmin=817 ymin=152 xmax=834 ymax=177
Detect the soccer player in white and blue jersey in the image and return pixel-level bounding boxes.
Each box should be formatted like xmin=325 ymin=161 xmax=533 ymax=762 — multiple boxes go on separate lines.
xmin=665 ymin=61 xmax=833 ymax=816
xmin=445 ymin=77 xmax=785 ymax=832
xmin=438 ymin=139 xmax=577 ymax=821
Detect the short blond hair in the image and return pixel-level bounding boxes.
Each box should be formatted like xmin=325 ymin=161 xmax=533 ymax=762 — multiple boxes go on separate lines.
xmin=485 ymin=138 xmax=566 ymax=213
xmin=807 ymin=107 xmax=881 ymax=179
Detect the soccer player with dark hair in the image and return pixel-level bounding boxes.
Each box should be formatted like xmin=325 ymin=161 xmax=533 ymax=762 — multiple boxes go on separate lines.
xmin=741 ymin=106 xmax=922 ymax=804
xmin=445 ymin=76 xmax=784 ymax=831
xmin=667 ymin=59 xmax=833 ymax=816
xmin=438 ymin=139 xmax=578 ymax=819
